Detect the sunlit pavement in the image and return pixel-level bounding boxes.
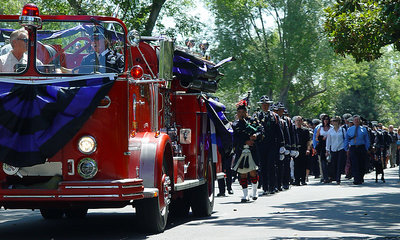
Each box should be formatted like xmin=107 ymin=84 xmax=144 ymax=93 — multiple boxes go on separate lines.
xmin=160 ymin=166 xmax=400 ymax=240
xmin=1 ymin=167 xmax=399 ymax=240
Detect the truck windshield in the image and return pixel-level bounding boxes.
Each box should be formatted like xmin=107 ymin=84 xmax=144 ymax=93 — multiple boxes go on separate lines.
xmin=37 ymin=20 xmax=125 ymax=74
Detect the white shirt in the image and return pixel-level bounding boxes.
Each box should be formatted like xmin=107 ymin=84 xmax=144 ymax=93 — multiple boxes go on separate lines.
xmin=326 ymin=127 xmax=346 ymax=152
xmin=0 ymin=51 xmax=42 ymax=72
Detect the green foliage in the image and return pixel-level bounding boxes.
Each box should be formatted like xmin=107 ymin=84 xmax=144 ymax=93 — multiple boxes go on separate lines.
xmin=0 ymin=0 xmax=25 ymax=15
xmin=324 ymin=0 xmax=400 ymax=62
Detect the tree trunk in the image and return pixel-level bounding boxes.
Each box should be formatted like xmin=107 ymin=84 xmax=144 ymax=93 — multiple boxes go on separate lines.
xmin=279 ymin=63 xmax=294 ymax=104
xmin=143 ymin=0 xmax=166 ymax=36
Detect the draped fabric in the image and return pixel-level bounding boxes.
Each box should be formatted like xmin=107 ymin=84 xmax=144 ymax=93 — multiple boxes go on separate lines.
xmin=0 ymin=74 xmax=115 ymax=167
xmin=205 ymin=97 xmax=233 ymax=155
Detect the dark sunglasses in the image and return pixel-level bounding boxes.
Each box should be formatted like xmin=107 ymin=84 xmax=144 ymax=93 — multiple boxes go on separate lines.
xmin=17 ymin=38 xmax=29 ymax=43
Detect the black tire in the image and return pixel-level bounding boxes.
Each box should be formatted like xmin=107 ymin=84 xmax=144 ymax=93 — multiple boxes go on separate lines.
xmin=190 ymin=160 xmax=215 ymax=217
xmin=169 ymin=192 xmax=190 ymax=218
xmin=136 ymin=195 xmax=168 ymax=233
xmin=40 ymin=209 xmax=64 ymax=219
xmin=65 ymin=208 xmax=88 ymax=218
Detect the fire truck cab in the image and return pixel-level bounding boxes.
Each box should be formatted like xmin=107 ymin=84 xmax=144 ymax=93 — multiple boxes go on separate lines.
xmin=0 ymin=4 xmax=227 ymax=233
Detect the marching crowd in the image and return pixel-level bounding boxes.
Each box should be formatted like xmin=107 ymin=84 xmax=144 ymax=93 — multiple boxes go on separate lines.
xmin=217 ymin=95 xmax=400 ymax=203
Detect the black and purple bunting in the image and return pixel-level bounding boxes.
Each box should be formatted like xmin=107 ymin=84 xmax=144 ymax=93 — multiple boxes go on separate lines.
xmin=0 ymin=74 xmax=115 ymax=167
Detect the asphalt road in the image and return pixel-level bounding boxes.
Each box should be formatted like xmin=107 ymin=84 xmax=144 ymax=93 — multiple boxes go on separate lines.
xmin=1 ymin=167 xmax=399 ymax=240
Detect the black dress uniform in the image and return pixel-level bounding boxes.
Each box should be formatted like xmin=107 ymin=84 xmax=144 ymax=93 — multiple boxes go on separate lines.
xmin=374 ymin=127 xmax=390 ymax=182
xmin=294 ymin=126 xmax=310 ymax=185
xmin=254 ymin=97 xmax=284 ymax=194
xmin=282 ymin=113 xmax=296 ymax=188
xmin=79 ymin=49 xmax=124 ymax=74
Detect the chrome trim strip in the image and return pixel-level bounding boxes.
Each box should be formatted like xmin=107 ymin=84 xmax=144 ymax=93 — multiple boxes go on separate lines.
xmin=0 ymin=73 xmax=116 ymax=84
xmin=173 ymin=156 xmax=186 ymax=161
xmin=67 ymin=159 xmax=75 ymax=176
xmin=3 ymin=195 xmax=56 ymax=198
xmin=128 ymin=146 xmax=140 ymax=151
xmin=130 ymin=80 xmax=165 ymax=84
xmin=174 ymin=92 xmax=206 ymax=96
xmin=64 ymin=186 xmax=119 ymax=189
xmin=216 ymin=172 xmax=225 ymax=180
xmin=58 ymin=195 xmax=119 ymax=198
xmin=121 ymin=184 xmax=142 ymax=188
xmin=143 ymin=187 xmax=159 ymax=198
xmin=174 ymin=179 xmax=206 ymax=191
xmin=121 ymin=193 xmax=143 ymax=197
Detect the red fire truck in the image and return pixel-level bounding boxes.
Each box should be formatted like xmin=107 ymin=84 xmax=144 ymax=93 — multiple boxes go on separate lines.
xmin=0 ymin=4 xmax=230 ymax=233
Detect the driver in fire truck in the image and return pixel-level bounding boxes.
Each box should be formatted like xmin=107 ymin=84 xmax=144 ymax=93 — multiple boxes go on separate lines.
xmin=0 ymin=28 xmax=43 ymax=72
xmin=76 ymin=28 xmax=124 ymax=74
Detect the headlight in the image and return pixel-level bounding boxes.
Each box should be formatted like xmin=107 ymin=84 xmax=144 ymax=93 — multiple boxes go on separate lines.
xmin=77 ymin=158 xmax=98 ymax=179
xmin=3 ymin=163 xmax=19 ymax=175
xmin=78 ymin=136 xmax=97 ymax=154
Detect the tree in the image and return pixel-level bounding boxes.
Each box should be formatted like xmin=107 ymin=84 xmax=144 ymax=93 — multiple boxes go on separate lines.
xmin=324 ymin=0 xmax=400 ymax=62
xmin=208 ymin=0 xmax=333 ymax=115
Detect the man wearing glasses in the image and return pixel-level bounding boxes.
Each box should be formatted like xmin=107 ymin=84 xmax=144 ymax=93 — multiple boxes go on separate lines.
xmin=0 ymin=28 xmax=42 ymax=72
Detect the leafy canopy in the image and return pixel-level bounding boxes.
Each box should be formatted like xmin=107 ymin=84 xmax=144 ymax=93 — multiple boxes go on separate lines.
xmin=324 ymin=0 xmax=400 ymax=62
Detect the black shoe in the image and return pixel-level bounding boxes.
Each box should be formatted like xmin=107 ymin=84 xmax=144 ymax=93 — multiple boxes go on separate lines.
xmin=241 ymin=198 xmax=249 ymax=203
xmin=283 ymin=185 xmax=289 ymax=190
xmin=277 ymin=187 xmax=283 ymax=191
xmin=268 ymin=189 xmax=275 ymax=194
xmin=375 ymin=179 xmax=378 ymax=183
xmin=294 ymin=181 xmax=301 ymax=186
xmin=217 ymin=193 xmax=225 ymax=197
xmin=252 ymin=196 xmax=258 ymax=200
xmin=382 ymin=177 xmax=386 ymax=183
xmin=227 ymin=189 xmax=234 ymax=195
xmin=353 ymin=181 xmax=361 ymax=185
xmin=337 ymin=182 xmax=341 ymax=185
xmin=301 ymin=182 xmax=307 ymax=185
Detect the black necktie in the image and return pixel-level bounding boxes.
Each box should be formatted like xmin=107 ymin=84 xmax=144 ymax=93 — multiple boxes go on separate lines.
xmin=354 ymin=126 xmax=359 ymax=144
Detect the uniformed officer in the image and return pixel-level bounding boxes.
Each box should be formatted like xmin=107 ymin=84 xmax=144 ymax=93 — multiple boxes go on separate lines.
xmin=373 ymin=123 xmax=390 ymax=182
xmin=283 ymin=107 xmax=297 ymax=189
xmin=273 ymin=102 xmax=291 ymax=190
xmin=232 ymin=99 xmax=263 ymax=202
xmin=254 ymin=96 xmax=284 ymax=195
xmin=78 ymin=29 xmax=124 ymax=74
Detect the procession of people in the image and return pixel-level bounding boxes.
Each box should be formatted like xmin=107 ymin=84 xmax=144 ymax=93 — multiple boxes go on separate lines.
xmin=217 ymin=95 xmax=400 ymax=202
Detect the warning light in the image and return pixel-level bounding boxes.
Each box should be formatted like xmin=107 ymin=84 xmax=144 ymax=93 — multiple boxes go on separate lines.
xmin=19 ymin=4 xmax=42 ymax=28
xmin=130 ymin=65 xmax=144 ymax=79
xmin=22 ymin=3 xmax=40 ymax=16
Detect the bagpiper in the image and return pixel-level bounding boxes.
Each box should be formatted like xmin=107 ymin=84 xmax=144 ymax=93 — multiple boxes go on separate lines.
xmin=232 ymin=97 xmax=263 ymax=202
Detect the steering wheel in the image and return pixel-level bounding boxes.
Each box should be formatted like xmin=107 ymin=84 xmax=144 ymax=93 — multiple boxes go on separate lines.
xmin=72 ymin=65 xmax=119 ymax=74
xmin=48 ymin=37 xmax=92 ymax=66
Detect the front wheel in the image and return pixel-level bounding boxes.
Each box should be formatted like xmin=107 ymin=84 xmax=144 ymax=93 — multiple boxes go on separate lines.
xmin=136 ymin=154 xmax=171 ymax=233
xmin=190 ymin=161 xmax=215 ymax=217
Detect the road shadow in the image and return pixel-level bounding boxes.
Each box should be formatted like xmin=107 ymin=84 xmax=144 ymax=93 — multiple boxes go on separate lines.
xmin=200 ymin=171 xmax=400 ymax=239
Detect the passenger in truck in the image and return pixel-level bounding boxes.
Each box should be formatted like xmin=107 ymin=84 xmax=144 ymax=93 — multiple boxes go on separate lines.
xmin=75 ymin=30 xmax=124 ymax=74
xmin=0 ymin=28 xmax=42 ymax=72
